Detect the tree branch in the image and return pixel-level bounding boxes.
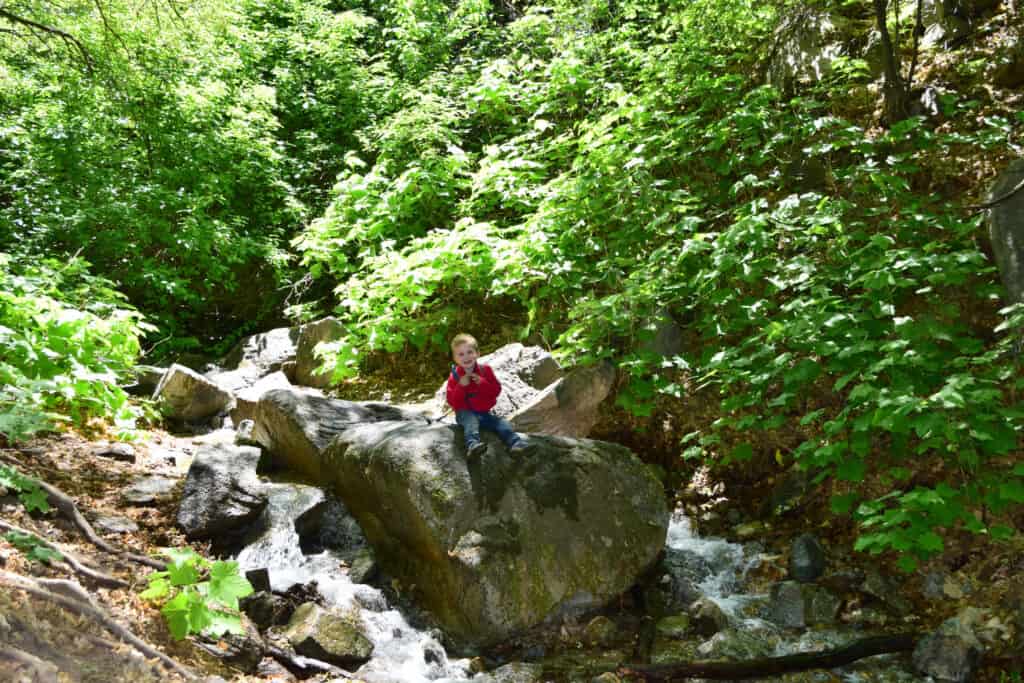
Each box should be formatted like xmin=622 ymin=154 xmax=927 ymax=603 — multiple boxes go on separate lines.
xmin=0 ymin=8 xmax=94 ymax=70
xmin=0 ymin=570 xmax=196 ymax=680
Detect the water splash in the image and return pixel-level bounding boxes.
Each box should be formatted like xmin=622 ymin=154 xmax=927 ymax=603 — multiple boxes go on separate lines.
xmin=236 ymin=482 xmax=473 ymax=683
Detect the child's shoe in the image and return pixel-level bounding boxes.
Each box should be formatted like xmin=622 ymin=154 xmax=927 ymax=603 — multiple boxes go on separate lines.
xmin=509 ymin=439 xmax=535 ymax=456
xmin=468 ymin=442 xmax=488 ymax=459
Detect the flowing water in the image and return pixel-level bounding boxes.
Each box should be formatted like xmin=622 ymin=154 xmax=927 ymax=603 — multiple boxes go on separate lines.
xmin=235 ymin=487 xmax=916 ymax=682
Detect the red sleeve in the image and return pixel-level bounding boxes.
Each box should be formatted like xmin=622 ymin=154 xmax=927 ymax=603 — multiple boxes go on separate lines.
xmin=446 ymin=370 xmax=468 ymax=411
xmin=474 ymin=364 xmax=502 ymax=407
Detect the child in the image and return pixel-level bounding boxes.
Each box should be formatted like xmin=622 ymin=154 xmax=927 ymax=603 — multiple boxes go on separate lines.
xmin=446 ymin=333 xmax=531 ymax=459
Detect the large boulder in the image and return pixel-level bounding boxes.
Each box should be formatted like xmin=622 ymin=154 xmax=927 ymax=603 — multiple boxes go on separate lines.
xmin=509 ymin=362 xmax=616 ymax=437
xmin=988 ymin=158 xmax=1024 ymax=304
xmin=252 ymin=388 xmax=429 ymax=478
xmin=294 ymin=318 xmax=345 ymax=388
xmin=309 ymin=421 xmax=668 ymax=645
xmin=153 ymin=364 xmax=234 ymax=421
xmin=230 ymin=371 xmax=292 ymax=424
xmin=222 ymin=326 xmax=300 ymax=373
xmin=176 ymin=444 xmax=267 ymax=540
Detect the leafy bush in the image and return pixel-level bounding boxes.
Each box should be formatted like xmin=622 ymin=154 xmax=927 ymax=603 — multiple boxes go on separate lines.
xmin=140 ymin=547 xmax=254 ymax=640
xmin=0 ymin=463 xmax=51 ymax=513
xmin=0 ymin=253 xmax=150 ymax=443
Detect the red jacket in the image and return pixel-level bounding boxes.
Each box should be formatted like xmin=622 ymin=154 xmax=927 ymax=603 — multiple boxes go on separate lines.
xmin=446 ymin=363 xmax=502 ymax=413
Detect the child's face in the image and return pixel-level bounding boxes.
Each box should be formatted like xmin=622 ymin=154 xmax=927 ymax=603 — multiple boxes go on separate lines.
xmin=452 ymin=342 xmax=479 ymax=370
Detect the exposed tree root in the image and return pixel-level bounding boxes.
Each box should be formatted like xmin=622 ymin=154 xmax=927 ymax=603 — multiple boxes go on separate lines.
xmin=0 ymin=645 xmax=60 ymax=683
xmin=34 ymin=479 xmax=165 ymax=570
xmin=621 ymin=633 xmax=917 ymax=681
xmin=0 ymin=518 xmax=128 ymax=588
xmin=0 ymin=570 xmax=195 ymax=680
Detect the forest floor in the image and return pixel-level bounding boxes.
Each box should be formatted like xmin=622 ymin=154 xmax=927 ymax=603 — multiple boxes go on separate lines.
xmin=1 ymin=365 xmax=1022 ymax=682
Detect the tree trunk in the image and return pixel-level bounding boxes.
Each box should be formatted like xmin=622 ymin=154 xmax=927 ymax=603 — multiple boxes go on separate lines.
xmin=873 ymin=0 xmax=911 ymax=124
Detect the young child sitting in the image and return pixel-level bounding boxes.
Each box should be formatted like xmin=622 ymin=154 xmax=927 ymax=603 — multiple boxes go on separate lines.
xmin=446 ymin=333 xmax=531 ymax=459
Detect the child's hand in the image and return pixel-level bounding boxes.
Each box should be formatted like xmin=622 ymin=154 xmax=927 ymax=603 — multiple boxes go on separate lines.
xmin=470 ymin=373 xmax=482 ymax=384
xmin=459 ymin=373 xmax=472 ymax=386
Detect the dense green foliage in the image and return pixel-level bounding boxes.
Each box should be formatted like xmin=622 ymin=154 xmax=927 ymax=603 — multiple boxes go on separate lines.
xmin=2 ymin=0 xmax=1022 ymax=567
xmin=0 ymin=253 xmax=148 ymax=441
xmin=140 ymin=547 xmax=254 ymax=640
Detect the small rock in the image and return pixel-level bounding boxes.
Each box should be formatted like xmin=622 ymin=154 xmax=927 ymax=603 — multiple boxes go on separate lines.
xmin=471 ymin=662 xmax=545 ymax=683
xmin=92 ymin=442 xmax=136 ymax=463
xmin=284 ymin=602 xmax=374 ymax=668
xmin=788 ymin=533 xmax=826 ymax=582
xmin=912 ymin=613 xmax=983 ymax=682
xmin=123 ymin=475 xmax=178 ymax=505
xmin=245 ymin=568 xmax=271 ymax=593
xmin=767 ymin=581 xmax=841 ymax=628
xmin=582 ymin=615 xmax=617 ymax=646
xmin=862 ymin=569 xmax=913 ymax=615
xmin=241 ymin=591 xmax=292 ymax=630
xmin=689 ymin=597 xmax=729 ymax=637
xmin=235 ymin=419 xmax=258 ymax=446
xmin=153 ymin=364 xmax=234 ymax=422
xmin=91 ymin=514 xmax=139 ymax=535
xmin=348 ymin=548 xmax=378 ymax=585
xmin=256 ymin=657 xmax=296 ymax=682
xmin=469 ymin=657 xmax=487 ymax=674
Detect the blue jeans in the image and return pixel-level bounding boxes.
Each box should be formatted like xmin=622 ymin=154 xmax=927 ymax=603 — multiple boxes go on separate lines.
xmin=456 ymin=410 xmax=522 ymax=449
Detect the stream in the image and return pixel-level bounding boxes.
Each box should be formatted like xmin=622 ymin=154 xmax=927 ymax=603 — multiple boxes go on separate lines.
xmin=233 ymin=480 xmax=920 ymax=682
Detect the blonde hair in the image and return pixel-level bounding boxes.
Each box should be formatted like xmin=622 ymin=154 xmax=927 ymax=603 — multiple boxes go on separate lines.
xmin=450 ymin=333 xmax=478 ymax=351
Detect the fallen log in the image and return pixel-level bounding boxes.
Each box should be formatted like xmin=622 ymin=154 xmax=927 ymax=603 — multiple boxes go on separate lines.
xmin=621 ymin=633 xmax=917 ymax=681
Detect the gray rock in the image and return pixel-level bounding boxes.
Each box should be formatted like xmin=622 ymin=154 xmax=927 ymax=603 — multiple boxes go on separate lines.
xmin=230 ymin=370 xmax=291 ymax=424
xmin=767 ymin=10 xmax=844 ymax=91
xmin=284 ymin=602 xmax=374 ymax=669
xmin=176 ymin=444 xmax=267 ymax=540
xmin=153 ymin=364 xmax=234 ymax=422
xmin=125 ymin=365 xmax=167 ymax=396
xmin=348 ymin=548 xmax=378 ymax=585
xmin=472 ymin=662 xmax=545 ymax=683
xmin=235 ymin=419 xmax=258 ymax=446
xmin=912 ymin=614 xmax=983 ymax=682
xmin=689 ymin=596 xmax=728 ymax=637
xmin=205 ymin=364 xmax=264 ymax=394
xmin=697 ymin=628 xmax=775 ymax=660
xmin=317 ymin=422 xmax=668 ymax=646
xmin=91 ymin=514 xmax=139 ymax=535
xmin=862 ymin=569 xmax=913 ymax=615
xmin=294 ymin=318 xmax=345 ymax=388
xmin=988 ymin=158 xmax=1024 ymax=303
xmin=92 ymin=442 xmax=136 ymax=463
xmin=252 ymin=387 xmax=428 ymax=478
xmin=222 ymin=326 xmax=300 ymax=372
xmin=294 ymin=493 xmax=367 ymax=559
xmin=767 ymin=581 xmax=841 ymax=628
xmin=241 ymin=591 xmax=292 ymax=629
xmin=788 ymin=533 xmax=826 ymax=582
xmin=582 ymin=615 xmax=617 ymax=646
xmin=123 ymin=475 xmax=178 ymax=505
xmin=509 ymin=362 xmax=616 ymax=437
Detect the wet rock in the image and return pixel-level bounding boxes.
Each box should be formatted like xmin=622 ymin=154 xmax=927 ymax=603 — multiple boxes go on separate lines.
xmin=91 ymin=514 xmax=138 ymax=535
xmin=294 ymin=317 xmax=345 ymax=388
xmin=697 ymin=628 xmax=774 ymax=660
xmin=472 ymin=662 xmax=545 ymax=683
xmin=788 ymin=533 xmax=825 ymax=583
xmin=912 ymin=612 xmax=984 ymax=682
xmin=582 ymin=616 xmax=617 ymax=646
xmin=256 ymin=657 xmax=296 ymax=682
xmin=767 ymin=581 xmax=841 ymax=628
xmin=294 ymin=494 xmax=367 ymax=558
xmin=283 ymin=602 xmax=374 ymax=669
xmin=252 ymin=388 xmax=428 ymax=478
xmin=153 ymin=364 xmax=234 ymax=422
xmin=223 ymin=326 xmax=300 ymax=373
xmin=231 ymin=371 xmax=291 ymax=425
xmin=655 ymin=614 xmax=691 ymax=639
xmin=176 ymin=444 xmax=267 ymax=540
xmin=235 ymin=419 xmax=259 ymax=447
xmin=241 ymin=591 xmax=293 ymax=629
xmin=510 ymin=362 xmax=617 ymax=437
xmin=92 ymin=442 xmax=136 ymax=463
xmin=348 ymin=548 xmax=378 ymax=585
xmin=862 ymin=569 xmax=913 ymax=616
xmin=988 ymin=158 xmax=1024 ymax=304
xmin=245 ymin=568 xmax=271 ymax=593
xmin=317 ymin=421 xmax=668 ymax=646
xmin=123 ymin=475 xmax=178 ymax=505
xmin=689 ymin=597 xmax=728 ymax=637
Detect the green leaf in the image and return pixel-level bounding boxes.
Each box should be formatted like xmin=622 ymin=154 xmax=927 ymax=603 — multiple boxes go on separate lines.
xmin=729 ymin=443 xmax=754 ymax=461
xmin=836 ymin=457 xmax=866 ymax=482
xmin=896 ymin=554 xmax=919 ymax=573
xmin=916 ymin=531 xmax=944 ymax=554
xmin=830 ymin=493 xmax=858 ymax=515
xmin=161 ymin=592 xmax=193 ymax=641
xmin=207 ymin=561 xmax=254 ymax=609
xmin=205 ymin=610 xmax=245 ymax=638
xmin=140 ymin=577 xmax=171 ymax=601
xmin=166 ymin=557 xmax=200 ymax=587
xmin=19 ymin=487 xmax=51 ymax=514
